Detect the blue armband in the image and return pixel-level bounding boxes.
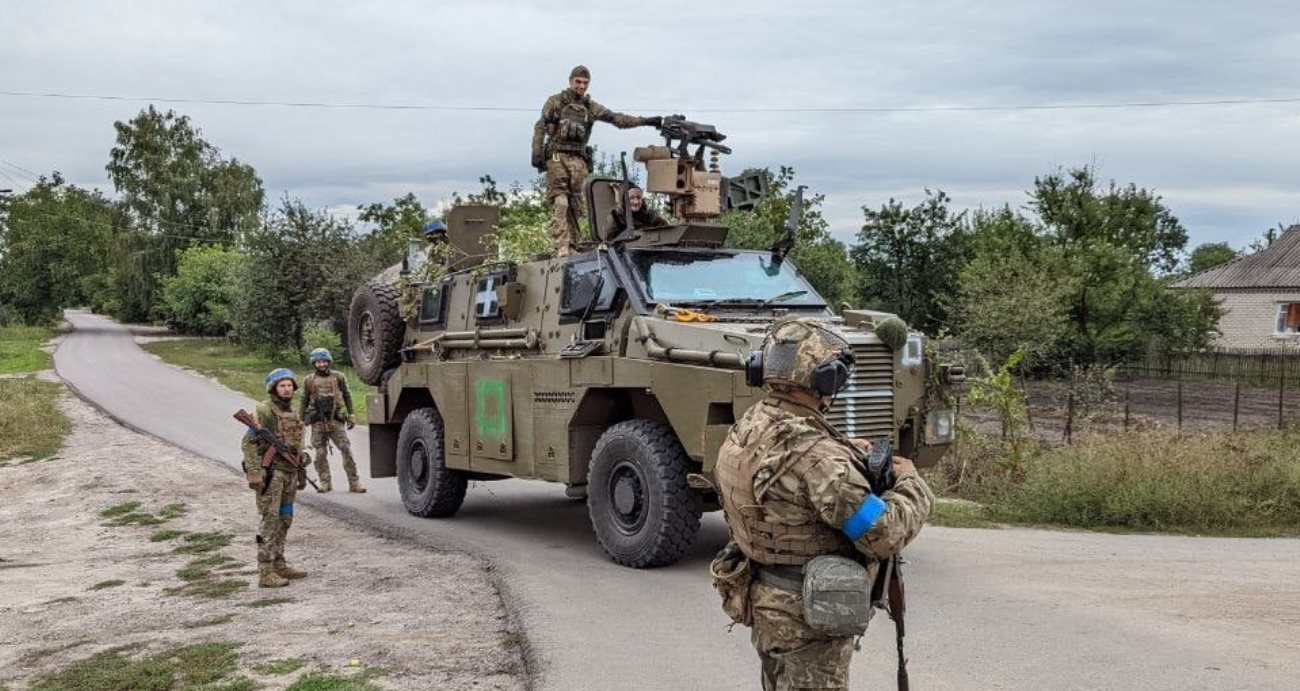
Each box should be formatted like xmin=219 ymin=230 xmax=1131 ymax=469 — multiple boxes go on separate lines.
xmin=841 ymin=494 xmax=888 ymax=541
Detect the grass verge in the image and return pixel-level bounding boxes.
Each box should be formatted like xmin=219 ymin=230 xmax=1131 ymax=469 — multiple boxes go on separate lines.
xmin=931 ymin=426 xmax=1300 ymax=536
xmin=140 ymin=339 xmax=375 ymax=422
xmin=252 ymin=657 xmax=307 ymax=676
xmin=30 ymin=641 xmax=250 ymax=691
xmin=0 ymin=378 xmax=69 ymax=463
xmin=0 ymin=325 xmax=54 ymax=374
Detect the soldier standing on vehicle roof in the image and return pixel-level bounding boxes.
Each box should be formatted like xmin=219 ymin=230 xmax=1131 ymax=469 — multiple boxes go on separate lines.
xmin=531 ymin=65 xmax=665 ymax=257
xmin=302 ymin=348 xmax=365 ymax=494
xmin=712 ymin=317 xmax=934 ymax=691
xmin=242 ymin=368 xmax=310 ymax=588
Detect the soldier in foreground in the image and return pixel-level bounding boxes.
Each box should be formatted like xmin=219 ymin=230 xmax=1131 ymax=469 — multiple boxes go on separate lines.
xmin=531 ymin=64 xmax=663 ymax=256
xmin=713 ymin=318 xmax=934 ymax=690
xmin=610 ymin=185 xmax=668 ymax=234
xmin=241 ymin=368 xmax=310 ymax=588
xmin=302 ymin=348 xmax=365 ymax=494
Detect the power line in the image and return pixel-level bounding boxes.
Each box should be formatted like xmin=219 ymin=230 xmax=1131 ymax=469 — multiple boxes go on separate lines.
xmin=3 ymin=88 xmax=1300 ymax=114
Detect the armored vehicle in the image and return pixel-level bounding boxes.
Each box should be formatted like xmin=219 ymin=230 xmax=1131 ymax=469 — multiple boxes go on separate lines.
xmin=348 ymin=118 xmax=961 ymax=568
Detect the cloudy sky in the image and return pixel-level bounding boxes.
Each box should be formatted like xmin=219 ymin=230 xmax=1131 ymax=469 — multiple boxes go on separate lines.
xmin=4 ymin=0 xmax=1299 ymax=250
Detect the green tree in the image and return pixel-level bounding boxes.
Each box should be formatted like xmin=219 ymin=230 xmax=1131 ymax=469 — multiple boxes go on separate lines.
xmin=357 ymin=192 xmax=431 ymax=274
xmin=234 ymin=199 xmax=364 ymax=355
xmin=106 ymin=106 xmax=264 ymax=320
xmin=454 ymin=174 xmax=552 ymax=263
xmin=722 ymin=167 xmax=854 ymax=308
xmin=0 ymin=174 xmax=119 ymax=324
xmin=1186 ymin=242 xmax=1238 ymax=275
xmin=158 ymin=245 xmax=245 ymax=336
xmin=853 ymin=189 xmax=970 ymax=333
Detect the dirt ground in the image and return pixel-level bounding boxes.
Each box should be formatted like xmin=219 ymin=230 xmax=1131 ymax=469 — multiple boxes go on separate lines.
xmin=0 ymin=387 xmax=527 ymax=690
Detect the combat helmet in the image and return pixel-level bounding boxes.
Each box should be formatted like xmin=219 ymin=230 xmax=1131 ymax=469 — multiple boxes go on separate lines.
xmin=746 ymin=317 xmax=854 ymax=397
xmin=308 ymin=348 xmax=333 ymax=363
xmin=264 ymin=367 xmax=299 ymax=395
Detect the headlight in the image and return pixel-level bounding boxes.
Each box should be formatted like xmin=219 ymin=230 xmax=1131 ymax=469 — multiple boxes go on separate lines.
xmin=926 ymin=410 xmax=955 ymax=444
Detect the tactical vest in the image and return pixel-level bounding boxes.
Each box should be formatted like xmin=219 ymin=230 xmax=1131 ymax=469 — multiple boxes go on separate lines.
xmin=550 ymin=97 xmax=593 ymax=154
xmin=307 ymin=372 xmax=343 ymax=421
xmin=265 ymin=401 xmax=304 ymax=452
xmin=716 ymin=403 xmax=849 ymax=566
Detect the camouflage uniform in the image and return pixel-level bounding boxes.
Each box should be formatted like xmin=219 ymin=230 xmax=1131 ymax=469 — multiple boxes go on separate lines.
xmin=531 ymin=70 xmax=656 ymax=256
xmin=302 ymin=369 xmax=361 ymax=491
xmin=715 ymin=319 xmax=934 ymax=691
xmin=610 ymin=204 xmax=669 ymax=234
xmin=242 ymin=391 xmax=309 ymax=587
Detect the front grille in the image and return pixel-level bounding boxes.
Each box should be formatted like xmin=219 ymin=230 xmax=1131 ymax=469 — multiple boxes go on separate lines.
xmin=824 ymin=340 xmax=895 ymax=441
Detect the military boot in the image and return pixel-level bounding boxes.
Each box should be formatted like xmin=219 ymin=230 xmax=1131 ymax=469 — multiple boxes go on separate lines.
xmin=274 ymin=560 xmax=307 ymax=580
xmin=317 ymin=479 xmax=332 ymax=493
xmin=348 ymin=479 xmax=367 ymax=494
xmin=258 ymin=563 xmax=290 ymax=588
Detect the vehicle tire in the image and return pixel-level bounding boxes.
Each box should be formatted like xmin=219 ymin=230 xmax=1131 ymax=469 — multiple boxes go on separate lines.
xmin=349 ymin=281 xmax=404 ymax=386
xmin=587 ymin=420 xmax=701 ymax=568
xmin=396 ymin=407 xmax=467 ymax=518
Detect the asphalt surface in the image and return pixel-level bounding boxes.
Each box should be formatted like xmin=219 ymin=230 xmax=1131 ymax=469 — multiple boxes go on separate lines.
xmin=55 ymin=311 xmax=1300 ymax=690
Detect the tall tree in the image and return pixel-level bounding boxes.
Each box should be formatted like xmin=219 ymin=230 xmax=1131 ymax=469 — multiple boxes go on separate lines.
xmin=1186 ymin=242 xmax=1238 ymax=275
xmin=723 ymin=167 xmax=854 ymax=308
xmin=0 ymin=174 xmax=119 ymax=324
xmin=357 ymin=192 xmax=431 ymax=274
xmin=853 ymin=189 xmax=970 ymax=333
xmin=106 ymin=106 xmax=264 ymax=319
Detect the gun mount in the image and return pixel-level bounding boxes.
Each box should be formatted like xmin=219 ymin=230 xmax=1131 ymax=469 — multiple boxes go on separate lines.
xmin=630 ymin=116 xmax=732 ymax=224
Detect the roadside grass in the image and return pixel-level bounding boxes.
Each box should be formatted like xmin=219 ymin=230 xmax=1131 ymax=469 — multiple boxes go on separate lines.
xmin=101 ymin=500 xmax=188 ymax=528
xmin=174 ymin=531 xmax=234 ymax=555
xmin=178 ymin=555 xmax=240 ymax=582
xmin=182 ymin=613 xmax=236 ymax=630
xmin=931 ymin=427 xmax=1300 ymax=536
xmin=0 ymin=325 xmax=54 ymax=374
xmin=29 ymin=641 xmax=251 ymax=691
xmin=0 ymin=378 xmax=69 ymax=463
xmin=165 ymin=578 xmax=249 ymax=600
xmin=150 ymin=529 xmax=188 ymax=542
xmin=928 ymin=499 xmax=1000 ymax=529
xmin=140 ymin=339 xmax=375 ymax=422
xmin=244 ymin=597 xmax=294 ymax=609
xmin=286 ymin=668 xmax=387 ymax=691
xmin=252 ymin=657 xmax=307 ymax=676
xmin=90 ymin=579 xmax=126 ymax=591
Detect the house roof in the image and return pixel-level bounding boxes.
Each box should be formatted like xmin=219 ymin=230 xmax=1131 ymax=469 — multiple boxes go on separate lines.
xmin=1173 ymin=225 xmax=1300 ymax=290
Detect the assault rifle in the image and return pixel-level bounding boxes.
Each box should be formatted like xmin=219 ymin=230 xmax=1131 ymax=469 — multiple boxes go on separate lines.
xmin=855 ymin=438 xmax=910 ymax=691
xmin=233 ymin=409 xmax=319 ymax=493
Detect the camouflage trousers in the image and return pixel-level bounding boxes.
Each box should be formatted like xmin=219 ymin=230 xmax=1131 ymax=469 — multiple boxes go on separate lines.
xmin=312 ymin=422 xmax=358 ymax=484
xmin=545 ymin=153 xmax=589 ymax=257
xmin=254 ymin=466 xmax=300 ymax=565
xmin=749 ymin=582 xmax=855 ymax=691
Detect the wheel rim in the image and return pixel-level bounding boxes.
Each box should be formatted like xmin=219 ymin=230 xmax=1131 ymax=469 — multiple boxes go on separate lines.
xmin=608 ymin=459 xmax=648 ymax=535
xmin=359 ymin=311 xmax=377 ymax=360
xmin=407 ymin=439 xmax=431 ymax=492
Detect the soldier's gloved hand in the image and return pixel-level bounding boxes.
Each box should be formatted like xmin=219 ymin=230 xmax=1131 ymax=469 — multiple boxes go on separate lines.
xmin=246 ymin=471 xmax=263 ymax=490
xmin=644 ymin=115 xmax=663 ymax=127
xmin=531 ymin=154 xmax=545 ymax=172
xmin=892 ymin=456 xmax=918 ymax=479
xmin=849 ymin=438 xmax=873 ymax=454
xmin=347 ymin=414 xmax=356 ymax=430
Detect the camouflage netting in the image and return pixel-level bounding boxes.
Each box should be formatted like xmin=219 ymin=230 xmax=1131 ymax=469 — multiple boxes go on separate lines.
xmin=873 ymin=315 xmax=909 ymax=351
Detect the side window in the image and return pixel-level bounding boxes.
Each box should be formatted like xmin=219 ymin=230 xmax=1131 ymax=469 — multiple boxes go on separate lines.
xmin=418 ymin=281 xmax=446 ymax=324
xmin=561 ymin=257 xmax=616 ymax=315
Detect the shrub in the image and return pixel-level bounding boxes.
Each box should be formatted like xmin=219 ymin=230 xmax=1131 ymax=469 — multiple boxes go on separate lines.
xmin=158 ymin=245 xmax=245 ymax=336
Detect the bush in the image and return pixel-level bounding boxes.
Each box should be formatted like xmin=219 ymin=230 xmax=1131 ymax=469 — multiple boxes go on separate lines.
xmin=989 ymin=429 xmax=1300 ymax=533
xmin=301 ymin=324 xmax=342 ymax=363
xmin=159 ymin=245 xmax=245 ymax=336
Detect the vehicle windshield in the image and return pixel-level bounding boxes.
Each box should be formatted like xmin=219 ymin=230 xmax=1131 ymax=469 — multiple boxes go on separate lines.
xmin=627 ymin=249 xmax=826 ymax=307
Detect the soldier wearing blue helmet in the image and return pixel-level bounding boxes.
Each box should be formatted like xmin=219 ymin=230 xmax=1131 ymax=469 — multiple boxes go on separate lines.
xmin=302 ymin=348 xmax=364 ymax=493
xmin=241 ymin=368 xmax=309 ymax=587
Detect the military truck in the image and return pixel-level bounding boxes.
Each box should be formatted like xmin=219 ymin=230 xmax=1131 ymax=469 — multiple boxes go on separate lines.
xmin=348 ymin=118 xmax=961 ymax=568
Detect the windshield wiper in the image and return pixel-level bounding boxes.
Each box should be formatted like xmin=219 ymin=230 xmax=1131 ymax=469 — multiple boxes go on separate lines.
xmin=761 ymin=290 xmax=809 ymax=307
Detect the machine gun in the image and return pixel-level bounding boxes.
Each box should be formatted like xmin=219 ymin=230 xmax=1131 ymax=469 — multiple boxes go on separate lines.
xmin=657 ymin=115 xmax=732 ymax=162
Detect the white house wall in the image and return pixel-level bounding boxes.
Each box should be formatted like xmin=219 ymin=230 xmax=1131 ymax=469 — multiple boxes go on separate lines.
xmin=1213 ymin=290 xmax=1300 ymax=349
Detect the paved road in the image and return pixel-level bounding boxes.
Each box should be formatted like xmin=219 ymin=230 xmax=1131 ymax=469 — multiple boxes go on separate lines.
xmin=56 ymin=311 xmax=1300 ymax=690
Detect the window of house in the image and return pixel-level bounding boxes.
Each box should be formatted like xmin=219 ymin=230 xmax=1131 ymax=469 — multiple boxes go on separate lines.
xmin=1274 ymin=303 xmax=1300 ymax=335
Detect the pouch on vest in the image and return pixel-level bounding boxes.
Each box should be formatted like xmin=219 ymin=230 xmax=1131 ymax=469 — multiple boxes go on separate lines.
xmin=802 ymin=554 xmax=872 ymax=636
xmin=709 ymin=542 xmax=753 ymax=627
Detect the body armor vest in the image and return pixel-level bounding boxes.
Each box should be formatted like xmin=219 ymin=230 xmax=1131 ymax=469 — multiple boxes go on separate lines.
xmin=716 ymin=401 xmax=850 ymax=566
xmin=550 ymin=98 xmax=592 ymax=154
xmin=307 ymin=372 xmax=343 ymax=421
xmin=267 ymin=402 xmax=304 ymax=451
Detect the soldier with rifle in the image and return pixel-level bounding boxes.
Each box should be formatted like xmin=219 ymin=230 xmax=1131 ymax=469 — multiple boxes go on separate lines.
xmin=531 ymin=64 xmax=665 ymax=257
xmin=302 ymin=348 xmax=364 ymax=494
xmin=712 ymin=317 xmax=934 ymax=690
xmin=237 ymin=368 xmax=312 ymax=588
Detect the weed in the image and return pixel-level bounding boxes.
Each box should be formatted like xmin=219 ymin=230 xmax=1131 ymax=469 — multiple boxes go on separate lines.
xmin=18 ymin=640 xmax=94 ymax=667
xmin=166 ymin=578 xmax=249 ymax=600
xmin=174 ymin=532 xmax=234 ymax=555
xmin=91 ymin=579 xmax=126 ymax=590
xmin=178 ymin=554 xmax=238 ymax=582
xmin=252 ymin=657 xmax=308 ymax=675
xmin=150 ymin=529 xmax=188 ymax=542
xmin=286 ymin=671 xmax=384 ymax=691
xmin=30 ymin=649 xmax=173 ymax=691
xmin=42 ymin=596 xmax=79 ymax=606
xmin=101 ymin=501 xmax=142 ymax=518
xmin=107 ymin=512 xmax=165 ymax=527
xmin=170 ymin=641 xmax=241 ymax=686
xmin=928 ymin=500 xmax=1000 ymax=529
xmin=159 ymin=503 xmax=187 ymax=519
xmin=182 ymin=614 xmax=237 ymax=630
xmin=0 ymin=379 xmax=69 ymax=461
xmin=244 ymin=597 xmax=293 ymax=608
